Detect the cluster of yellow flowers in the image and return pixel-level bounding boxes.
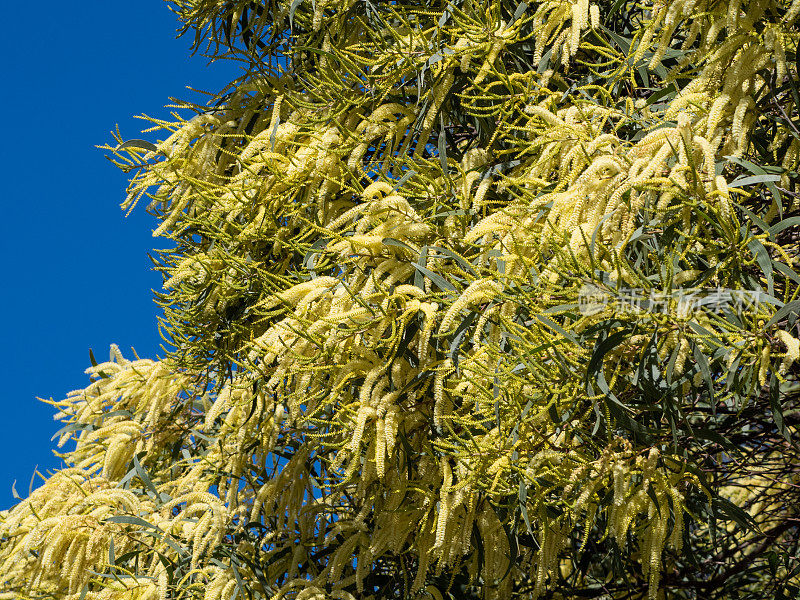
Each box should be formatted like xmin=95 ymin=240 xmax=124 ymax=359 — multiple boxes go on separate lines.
xmin=3 ymin=0 xmax=800 ymax=598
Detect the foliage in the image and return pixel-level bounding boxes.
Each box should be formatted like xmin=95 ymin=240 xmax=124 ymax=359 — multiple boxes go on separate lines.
xmin=2 ymin=0 xmax=800 ymax=598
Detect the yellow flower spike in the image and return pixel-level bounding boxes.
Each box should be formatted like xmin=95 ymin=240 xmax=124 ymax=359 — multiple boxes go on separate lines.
xmin=758 ymin=344 xmax=772 ymax=387
xmin=590 ymin=3 xmax=600 ymax=29
xmin=775 ymin=330 xmax=800 ymax=374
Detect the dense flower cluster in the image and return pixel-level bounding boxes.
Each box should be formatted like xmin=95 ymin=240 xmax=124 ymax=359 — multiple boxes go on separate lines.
xmin=2 ymin=1 xmax=800 ymax=599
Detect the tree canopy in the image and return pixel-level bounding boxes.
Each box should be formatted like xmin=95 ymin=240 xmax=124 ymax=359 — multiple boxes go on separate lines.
xmin=2 ymin=0 xmax=800 ymax=598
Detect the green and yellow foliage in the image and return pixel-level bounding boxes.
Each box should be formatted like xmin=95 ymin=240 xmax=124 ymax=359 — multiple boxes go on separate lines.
xmin=2 ymin=0 xmax=800 ymax=598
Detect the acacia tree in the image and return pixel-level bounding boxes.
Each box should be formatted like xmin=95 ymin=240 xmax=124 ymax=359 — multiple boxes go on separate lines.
xmin=2 ymin=0 xmax=800 ymax=598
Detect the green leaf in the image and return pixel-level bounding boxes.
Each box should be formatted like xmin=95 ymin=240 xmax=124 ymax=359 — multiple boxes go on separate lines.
xmin=766 ymin=299 xmax=800 ymax=328
xmin=692 ymin=427 xmax=735 ymax=450
xmin=770 ymin=373 xmax=790 ymax=442
xmin=288 ymin=0 xmax=304 ymax=30
xmin=542 ymin=303 xmax=579 ymax=314
xmin=133 ymin=454 xmax=165 ymax=503
xmin=735 ymin=202 xmax=772 ymax=238
xmin=586 ymin=330 xmax=630 ymax=382
xmin=411 ymin=262 xmax=457 ymax=293
xmin=533 ymin=314 xmax=579 ymax=345
xmin=269 ymin=111 xmax=281 ymax=152
xmin=688 ymin=320 xmax=723 ymax=346
xmin=382 ymin=237 xmax=418 ymax=255
xmin=747 ymin=238 xmax=774 ymax=296
xmin=692 ymin=342 xmax=715 ymax=399
xmin=391 ymin=169 xmax=416 ymax=192
xmin=773 ymin=260 xmax=800 ymax=285
xmin=105 ymin=515 xmax=164 ymax=532
xmin=519 ymin=480 xmax=533 ymax=534
xmin=449 ymin=311 xmax=478 ymax=368
xmin=51 ymin=422 xmax=88 ymax=442
xmin=768 ymin=551 xmax=779 ymax=577
xmin=510 ymin=2 xmax=528 ymax=25
xmin=426 ymin=245 xmax=476 ymax=274
xmin=712 ymin=495 xmax=758 ymax=532
xmin=536 ymin=46 xmax=553 ymax=73
xmin=607 ymin=0 xmax=627 ymax=17
xmin=729 ymin=174 xmax=782 ymax=187
xmin=303 ymin=237 xmax=331 ymax=277
xmin=414 ymin=246 xmax=429 ymax=290
xmin=646 ymin=484 xmax=661 ymax=516
xmin=437 ymin=4 xmax=452 ymax=27
xmin=601 ymin=25 xmax=632 ymax=54
xmin=708 ymin=498 xmax=718 ymax=549
xmin=590 ymin=366 xmax=648 ymax=437
xmin=230 ymin=558 xmax=246 ymax=600
xmin=116 ymin=139 xmax=157 ymax=153
xmin=28 ymin=468 xmax=38 ymax=497
xmin=438 ymin=113 xmax=449 ymax=177
xmin=726 ymin=155 xmax=783 ymax=216
xmin=645 ymin=83 xmax=679 ymax=107
xmin=768 ymin=216 xmax=800 ymax=237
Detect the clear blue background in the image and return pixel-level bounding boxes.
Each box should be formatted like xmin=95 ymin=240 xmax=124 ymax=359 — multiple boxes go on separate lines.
xmin=0 ymin=2 xmax=238 ymax=507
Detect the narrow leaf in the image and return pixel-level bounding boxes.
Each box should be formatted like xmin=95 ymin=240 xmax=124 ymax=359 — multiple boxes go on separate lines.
xmin=748 ymin=239 xmax=774 ymax=296
xmin=411 ymin=262 xmax=457 ymax=292
xmin=289 ymin=0 xmax=303 ymax=30
xmin=766 ymin=299 xmax=800 ymax=328
xmin=116 ymin=139 xmax=157 ymax=153
xmin=729 ymin=174 xmax=782 ymax=187
xmin=105 ymin=515 xmax=164 ymax=532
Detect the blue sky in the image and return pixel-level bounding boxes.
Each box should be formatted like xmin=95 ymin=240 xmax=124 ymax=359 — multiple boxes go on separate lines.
xmin=0 ymin=2 xmax=239 ymax=507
